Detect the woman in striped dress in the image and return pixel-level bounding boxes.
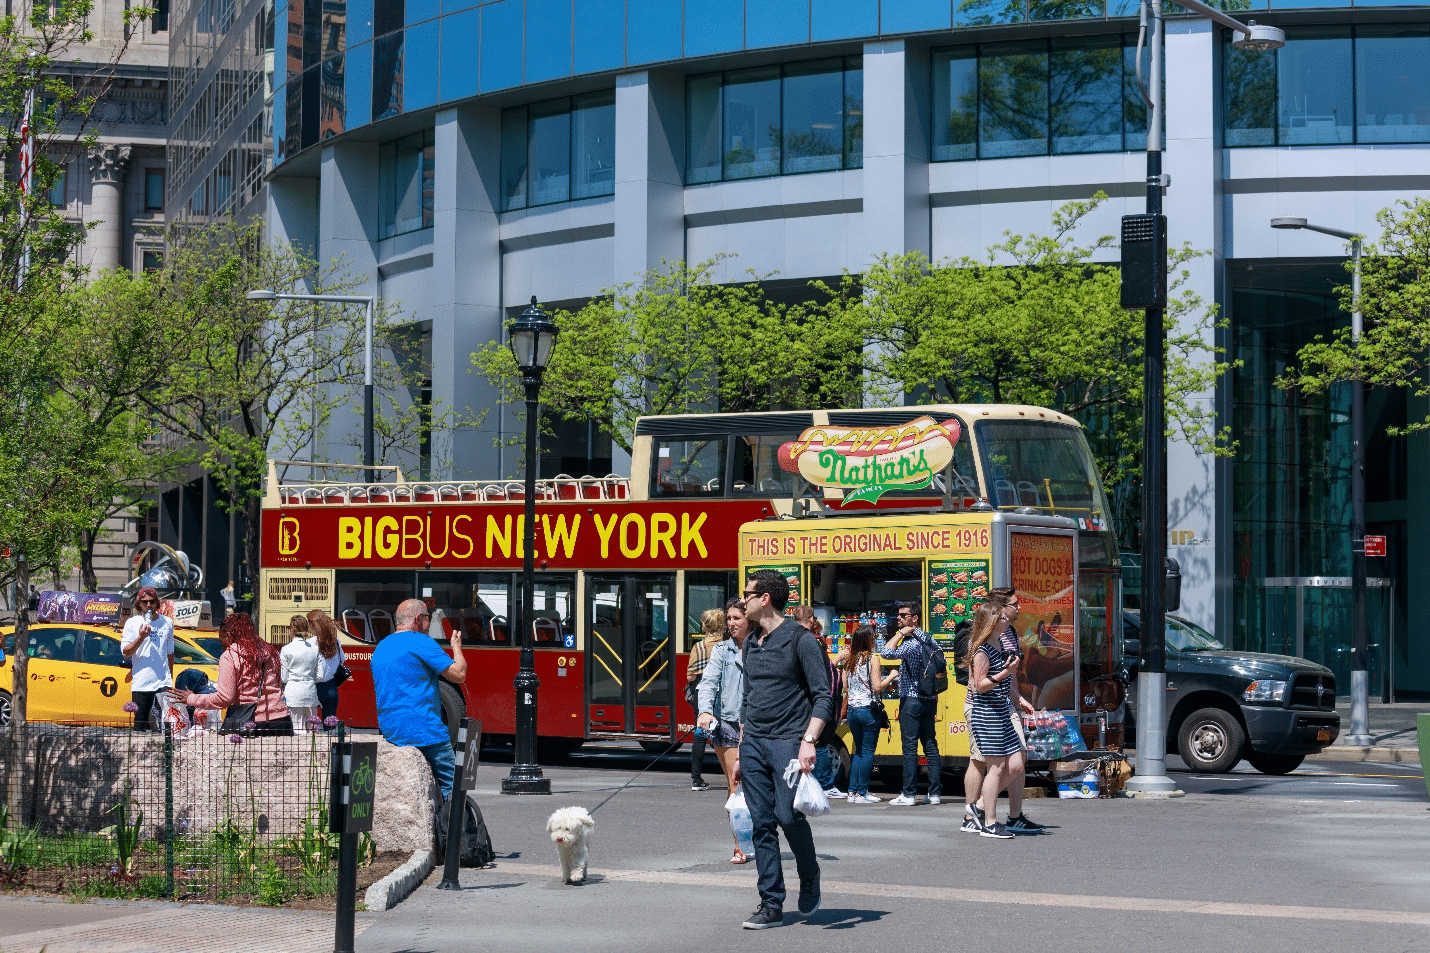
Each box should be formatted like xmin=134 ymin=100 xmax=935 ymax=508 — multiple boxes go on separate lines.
xmin=965 ymin=602 xmax=1035 ymax=838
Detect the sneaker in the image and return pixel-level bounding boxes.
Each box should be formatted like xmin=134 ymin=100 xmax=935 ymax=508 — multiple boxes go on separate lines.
xmin=691 ymin=779 xmax=710 ymax=791
xmin=850 ymin=793 xmax=882 ymax=804
xmin=1006 ymin=813 xmax=1047 ymax=835
xmin=960 ymin=813 xmax=981 ymax=833
xmin=979 ymin=821 xmax=1015 ymax=839
xmin=797 ymin=875 xmax=821 ymax=916
xmin=924 ymin=795 xmax=941 ymax=805
xmin=743 ymin=905 xmax=784 ymax=929
xmin=888 ymin=794 xmax=918 ymax=806
xmin=823 ymin=787 xmax=847 ymax=799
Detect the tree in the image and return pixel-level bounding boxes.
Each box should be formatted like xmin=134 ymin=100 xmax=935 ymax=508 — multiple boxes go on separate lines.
xmin=470 ymin=256 xmax=864 ymax=457
xmin=0 ymin=0 xmax=152 ymax=753
xmin=815 ymin=194 xmax=1231 ymax=528
xmin=140 ymin=222 xmax=421 ymax=612
xmin=1281 ymin=197 xmax=1430 ymax=434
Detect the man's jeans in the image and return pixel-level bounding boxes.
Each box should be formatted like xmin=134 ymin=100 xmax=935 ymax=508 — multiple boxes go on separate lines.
xmin=418 ymin=740 xmax=456 ymax=797
xmin=739 ymin=735 xmax=820 ymax=911
xmin=813 ymin=744 xmax=837 ymax=789
xmin=898 ymin=696 xmax=941 ymax=799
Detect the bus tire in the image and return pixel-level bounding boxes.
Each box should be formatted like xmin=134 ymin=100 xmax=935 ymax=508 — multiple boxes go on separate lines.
xmin=439 ymin=682 xmax=466 ymax=744
xmin=640 ymin=739 xmax=681 ymax=755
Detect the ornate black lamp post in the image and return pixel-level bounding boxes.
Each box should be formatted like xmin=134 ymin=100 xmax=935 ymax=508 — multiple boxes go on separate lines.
xmin=502 ymin=297 xmax=556 ymax=795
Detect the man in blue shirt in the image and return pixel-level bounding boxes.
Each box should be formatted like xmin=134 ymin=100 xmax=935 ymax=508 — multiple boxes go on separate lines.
xmin=371 ymin=598 xmax=468 ymax=794
xmin=882 ymin=601 xmax=942 ymax=806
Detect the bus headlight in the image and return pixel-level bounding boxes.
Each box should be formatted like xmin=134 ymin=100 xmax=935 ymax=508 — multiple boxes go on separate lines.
xmin=1243 ymin=680 xmax=1288 ymax=704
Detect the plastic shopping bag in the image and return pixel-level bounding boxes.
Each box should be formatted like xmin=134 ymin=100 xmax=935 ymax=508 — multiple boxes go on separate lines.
xmin=725 ymin=787 xmax=756 ymax=858
xmin=783 ymin=759 xmax=831 ymax=817
xmin=158 ymin=689 xmax=191 ymax=734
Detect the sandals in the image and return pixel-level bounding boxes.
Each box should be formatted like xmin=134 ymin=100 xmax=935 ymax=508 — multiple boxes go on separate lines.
xmin=730 ymin=849 xmax=750 ymax=865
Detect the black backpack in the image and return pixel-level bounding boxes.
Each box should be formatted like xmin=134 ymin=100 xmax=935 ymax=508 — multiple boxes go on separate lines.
xmin=436 ymin=794 xmax=495 ymax=867
xmin=913 ymin=633 xmax=949 ymax=697
xmin=791 ymin=630 xmax=842 ymax=746
xmin=952 ymin=620 xmax=973 ymax=687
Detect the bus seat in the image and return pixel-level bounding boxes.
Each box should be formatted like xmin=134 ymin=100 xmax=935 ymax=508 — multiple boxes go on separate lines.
xmin=532 ymin=611 xmax=562 ymax=644
xmin=341 ymin=609 xmax=370 ymax=642
xmin=392 ymin=486 xmax=413 ymax=503
xmin=458 ymin=483 xmax=480 ymax=501
xmin=301 ymin=488 xmax=323 ymax=504
xmin=439 ymin=485 xmax=461 ymax=502
xmin=994 ymin=479 xmax=1017 ymax=506
xmin=349 ymin=486 xmax=369 ymax=503
xmin=415 ymin=484 xmax=437 ymax=502
xmin=368 ymin=485 xmax=392 ymax=503
xmin=481 ymin=484 xmax=506 ymax=502
xmin=504 ymin=482 xmax=525 ymax=501
xmin=490 ymin=616 xmax=510 ymax=644
xmin=603 ymin=475 xmax=629 ymax=499
xmin=578 ymin=476 xmax=605 ymax=499
xmin=323 ymin=486 xmax=347 ymax=504
xmin=368 ymin=609 xmax=394 ymax=641
xmin=1017 ymin=481 xmax=1041 ymax=506
xmin=461 ymin=613 xmax=488 ymax=642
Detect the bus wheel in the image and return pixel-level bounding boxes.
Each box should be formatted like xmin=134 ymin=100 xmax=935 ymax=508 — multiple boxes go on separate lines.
xmin=439 ymin=682 xmax=466 ymax=744
xmin=833 ymin=744 xmax=851 ymax=790
xmin=639 ymin=739 xmax=681 ymax=755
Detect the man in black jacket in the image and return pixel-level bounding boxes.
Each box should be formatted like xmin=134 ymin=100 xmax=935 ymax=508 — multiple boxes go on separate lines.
xmin=732 ymin=568 xmax=834 ymax=930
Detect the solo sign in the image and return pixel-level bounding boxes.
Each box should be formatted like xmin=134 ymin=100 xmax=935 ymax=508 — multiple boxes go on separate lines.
xmin=777 ymin=416 xmax=961 ymax=505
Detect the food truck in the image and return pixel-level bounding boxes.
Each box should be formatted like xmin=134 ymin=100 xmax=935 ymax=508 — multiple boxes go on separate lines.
xmin=736 ymin=409 xmax=1122 ymax=777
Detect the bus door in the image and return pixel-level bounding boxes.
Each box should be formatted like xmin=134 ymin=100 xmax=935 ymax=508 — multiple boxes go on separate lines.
xmin=586 ymin=574 xmax=676 ymax=737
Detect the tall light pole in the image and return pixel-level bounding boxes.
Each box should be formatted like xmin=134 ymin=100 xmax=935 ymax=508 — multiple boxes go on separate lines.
xmin=1120 ymin=1 xmax=1283 ymax=797
xmin=502 ymin=296 xmax=557 ymax=796
xmin=1270 ymin=216 xmax=1368 ymax=744
xmin=246 ymin=290 xmax=377 ymax=483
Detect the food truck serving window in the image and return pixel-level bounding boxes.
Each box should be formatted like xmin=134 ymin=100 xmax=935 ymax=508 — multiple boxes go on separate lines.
xmin=975 ymin=420 xmax=1108 ymax=519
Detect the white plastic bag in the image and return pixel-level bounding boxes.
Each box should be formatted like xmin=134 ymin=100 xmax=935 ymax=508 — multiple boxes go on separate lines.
xmin=725 ymin=787 xmax=756 ymax=858
xmin=783 ymin=759 xmax=830 ymax=817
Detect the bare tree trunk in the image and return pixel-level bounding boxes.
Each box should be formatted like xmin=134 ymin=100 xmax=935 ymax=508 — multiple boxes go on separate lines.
xmin=243 ymin=492 xmax=261 ymax=619
xmin=5 ymin=556 xmax=31 ymax=823
xmin=79 ymin=527 xmax=99 ymax=592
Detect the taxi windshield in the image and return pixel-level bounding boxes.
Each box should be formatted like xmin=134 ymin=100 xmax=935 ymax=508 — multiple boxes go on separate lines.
xmin=175 ymin=640 xmax=218 ymax=664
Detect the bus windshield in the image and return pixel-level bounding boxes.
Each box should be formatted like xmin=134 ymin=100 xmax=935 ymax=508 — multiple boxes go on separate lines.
xmin=975 ymin=419 xmax=1109 ymax=523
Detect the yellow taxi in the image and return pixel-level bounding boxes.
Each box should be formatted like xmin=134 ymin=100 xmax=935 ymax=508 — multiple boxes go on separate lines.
xmin=0 ymin=623 xmax=220 ymax=727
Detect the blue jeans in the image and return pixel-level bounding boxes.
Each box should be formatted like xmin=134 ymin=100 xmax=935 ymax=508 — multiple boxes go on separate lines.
xmin=847 ymin=705 xmax=880 ymax=796
xmin=813 ymin=744 xmax=836 ymax=789
xmin=739 ymin=736 xmax=820 ymax=912
xmin=899 ymin=696 xmax=941 ymax=799
xmin=417 ymin=740 xmax=456 ymax=797
xmin=316 ymin=679 xmax=340 ymax=722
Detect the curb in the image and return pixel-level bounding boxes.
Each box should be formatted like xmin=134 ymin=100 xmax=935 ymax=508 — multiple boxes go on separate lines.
xmin=1307 ymin=746 xmax=1421 ymax=765
xmin=364 ymin=848 xmax=434 ymax=912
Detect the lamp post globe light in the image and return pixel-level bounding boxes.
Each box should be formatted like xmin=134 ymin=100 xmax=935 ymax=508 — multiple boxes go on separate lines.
xmin=1120 ymin=0 xmax=1283 ymax=797
xmin=245 ymin=289 xmax=378 ymax=483
xmin=502 ymin=296 xmax=558 ymax=796
xmin=1271 ymin=216 xmax=1370 ymax=745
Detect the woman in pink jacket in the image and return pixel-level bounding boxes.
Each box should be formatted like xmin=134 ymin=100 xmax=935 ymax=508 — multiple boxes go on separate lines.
xmin=184 ymin=612 xmax=293 ymax=735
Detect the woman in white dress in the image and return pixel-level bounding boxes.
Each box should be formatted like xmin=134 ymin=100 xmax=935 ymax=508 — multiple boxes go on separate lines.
xmin=279 ymin=614 xmax=322 ymax=730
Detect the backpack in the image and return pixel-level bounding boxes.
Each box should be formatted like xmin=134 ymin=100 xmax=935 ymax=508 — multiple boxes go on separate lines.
xmin=952 ymin=620 xmax=973 ymax=687
xmin=790 ymin=629 xmax=842 ymax=746
xmin=436 ymin=794 xmax=495 ymax=867
xmin=913 ymin=633 xmax=949 ymax=697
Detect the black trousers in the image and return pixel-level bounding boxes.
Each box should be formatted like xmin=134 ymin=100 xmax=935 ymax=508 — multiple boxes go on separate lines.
xmin=131 ymin=690 xmax=160 ymax=731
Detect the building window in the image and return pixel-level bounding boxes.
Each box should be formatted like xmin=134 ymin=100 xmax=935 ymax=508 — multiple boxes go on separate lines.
xmin=151 ymin=0 xmax=169 ymax=32
xmin=145 ymin=168 xmax=165 ymax=211
xmin=378 ymin=128 xmax=435 ymax=239
xmin=686 ymin=57 xmax=864 ymax=185
xmin=46 ymin=165 xmax=68 ymax=207
xmin=933 ymin=37 xmax=1148 ymax=161
xmin=141 ymin=249 xmax=162 ymax=273
xmin=1226 ymin=24 xmax=1430 ymax=148
xmin=500 ymin=90 xmax=615 ymax=212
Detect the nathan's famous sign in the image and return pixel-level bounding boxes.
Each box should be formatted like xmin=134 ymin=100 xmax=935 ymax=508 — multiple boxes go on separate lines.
xmin=777 ymin=416 xmax=961 ymax=504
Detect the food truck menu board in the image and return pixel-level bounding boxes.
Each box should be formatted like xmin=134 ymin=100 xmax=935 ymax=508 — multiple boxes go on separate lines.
xmin=926 ymin=558 xmax=990 ymax=646
xmin=748 ymin=564 xmax=803 ymax=606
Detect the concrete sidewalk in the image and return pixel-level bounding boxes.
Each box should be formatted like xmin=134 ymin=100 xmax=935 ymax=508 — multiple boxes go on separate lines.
xmin=1312 ymin=701 xmax=1425 ymax=763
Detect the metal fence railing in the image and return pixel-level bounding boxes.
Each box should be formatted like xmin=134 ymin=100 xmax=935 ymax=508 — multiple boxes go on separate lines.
xmin=0 ymin=719 xmax=363 ymax=904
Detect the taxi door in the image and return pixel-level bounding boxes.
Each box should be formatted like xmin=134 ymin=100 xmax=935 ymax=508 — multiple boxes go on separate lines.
xmin=77 ymin=628 xmax=135 ymax=724
xmin=18 ymin=626 xmax=81 ymax=722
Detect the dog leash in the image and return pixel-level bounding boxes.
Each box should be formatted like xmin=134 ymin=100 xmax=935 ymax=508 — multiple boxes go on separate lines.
xmin=588 ymin=726 xmax=697 ymax=815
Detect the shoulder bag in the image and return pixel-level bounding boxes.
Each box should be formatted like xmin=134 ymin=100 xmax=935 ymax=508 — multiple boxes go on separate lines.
xmin=867 ymin=658 xmax=891 ymax=730
xmin=333 ymin=663 xmax=352 ymax=687
xmin=220 ymin=653 xmax=266 ymax=733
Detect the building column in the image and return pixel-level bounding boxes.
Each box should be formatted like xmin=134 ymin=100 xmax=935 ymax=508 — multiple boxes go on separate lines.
xmin=861 ymin=40 xmax=930 ymax=265
xmin=1162 ymin=20 xmax=1222 ymax=632
xmin=86 ymin=144 xmax=131 ymax=273
xmin=431 ymin=104 xmax=504 ymax=481
xmin=614 ymin=70 xmax=685 ymax=282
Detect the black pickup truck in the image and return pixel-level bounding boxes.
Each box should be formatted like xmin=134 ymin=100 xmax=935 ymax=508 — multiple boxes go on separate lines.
xmin=1123 ymin=611 xmax=1341 ymax=774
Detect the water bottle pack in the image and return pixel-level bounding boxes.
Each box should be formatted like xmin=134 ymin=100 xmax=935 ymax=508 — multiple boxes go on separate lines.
xmin=1022 ymin=710 xmax=1085 ymax=760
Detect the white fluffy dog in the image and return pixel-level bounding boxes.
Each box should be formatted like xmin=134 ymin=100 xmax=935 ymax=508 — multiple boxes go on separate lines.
xmin=546 ymin=806 xmax=594 ymax=884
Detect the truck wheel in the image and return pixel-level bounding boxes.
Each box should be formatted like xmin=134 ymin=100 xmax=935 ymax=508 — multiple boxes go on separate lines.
xmin=1177 ymin=707 xmax=1245 ymax=773
xmin=1245 ymin=750 xmax=1304 ymax=775
xmin=439 ymin=682 xmax=466 ymax=744
xmin=0 ymin=690 xmax=10 ymax=728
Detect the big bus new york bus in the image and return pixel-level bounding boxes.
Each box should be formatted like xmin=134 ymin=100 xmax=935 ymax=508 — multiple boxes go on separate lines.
xmin=258 ymin=404 xmax=1124 ymax=761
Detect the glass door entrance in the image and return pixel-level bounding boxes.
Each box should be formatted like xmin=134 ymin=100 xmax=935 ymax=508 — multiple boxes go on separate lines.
xmin=1261 ymin=577 xmax=1396 ymax=701
xmin=587 ymin=574 xmax=676 ymax=737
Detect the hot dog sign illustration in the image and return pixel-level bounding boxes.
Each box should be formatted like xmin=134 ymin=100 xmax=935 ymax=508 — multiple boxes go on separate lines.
xmin=777 ymin=416 xmax=961 ymax=505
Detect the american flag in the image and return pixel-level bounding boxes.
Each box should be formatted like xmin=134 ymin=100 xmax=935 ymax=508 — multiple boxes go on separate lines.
xmin=18 ymin=86 xmax=34 ymax=196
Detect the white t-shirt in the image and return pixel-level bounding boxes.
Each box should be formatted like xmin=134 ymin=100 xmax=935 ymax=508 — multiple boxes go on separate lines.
xmin=121 ymin=613 xmax=175 ymax=692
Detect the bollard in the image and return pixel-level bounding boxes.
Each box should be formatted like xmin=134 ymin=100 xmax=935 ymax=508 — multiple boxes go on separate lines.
xmin=437 ymin=718 xmax=482 ymax=891
xmin=332 ymin=736 xmax=376 ymax=953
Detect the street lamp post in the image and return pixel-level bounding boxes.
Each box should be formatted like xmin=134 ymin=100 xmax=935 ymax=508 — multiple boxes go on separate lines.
xmin=1121 ymin=0 xmax=1283 ymax=797
xmin=1270 ymin=216 xmax=1368 ymax=745
xmin=245 ymin=290 xmax=377 ymax=483
xmin=502 ymin=296 xmax=557 ymax=796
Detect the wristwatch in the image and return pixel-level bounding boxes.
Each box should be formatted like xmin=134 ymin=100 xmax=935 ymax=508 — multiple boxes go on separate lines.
xmin=802 ymin=734 xmax=816 ymax=744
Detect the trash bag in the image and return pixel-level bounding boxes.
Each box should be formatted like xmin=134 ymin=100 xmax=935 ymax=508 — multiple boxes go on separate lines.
xmin=436 ymin=795 xmax=495 ymax=867
xmin=725 ymin=787 xmax=755 ymax=858
xmin=784 ymin=759 xmax=831 ymax=817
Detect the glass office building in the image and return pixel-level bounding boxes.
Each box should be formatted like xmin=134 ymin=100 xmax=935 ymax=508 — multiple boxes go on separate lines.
xmin=171 ymin=0 xmax=1429 ymax=696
